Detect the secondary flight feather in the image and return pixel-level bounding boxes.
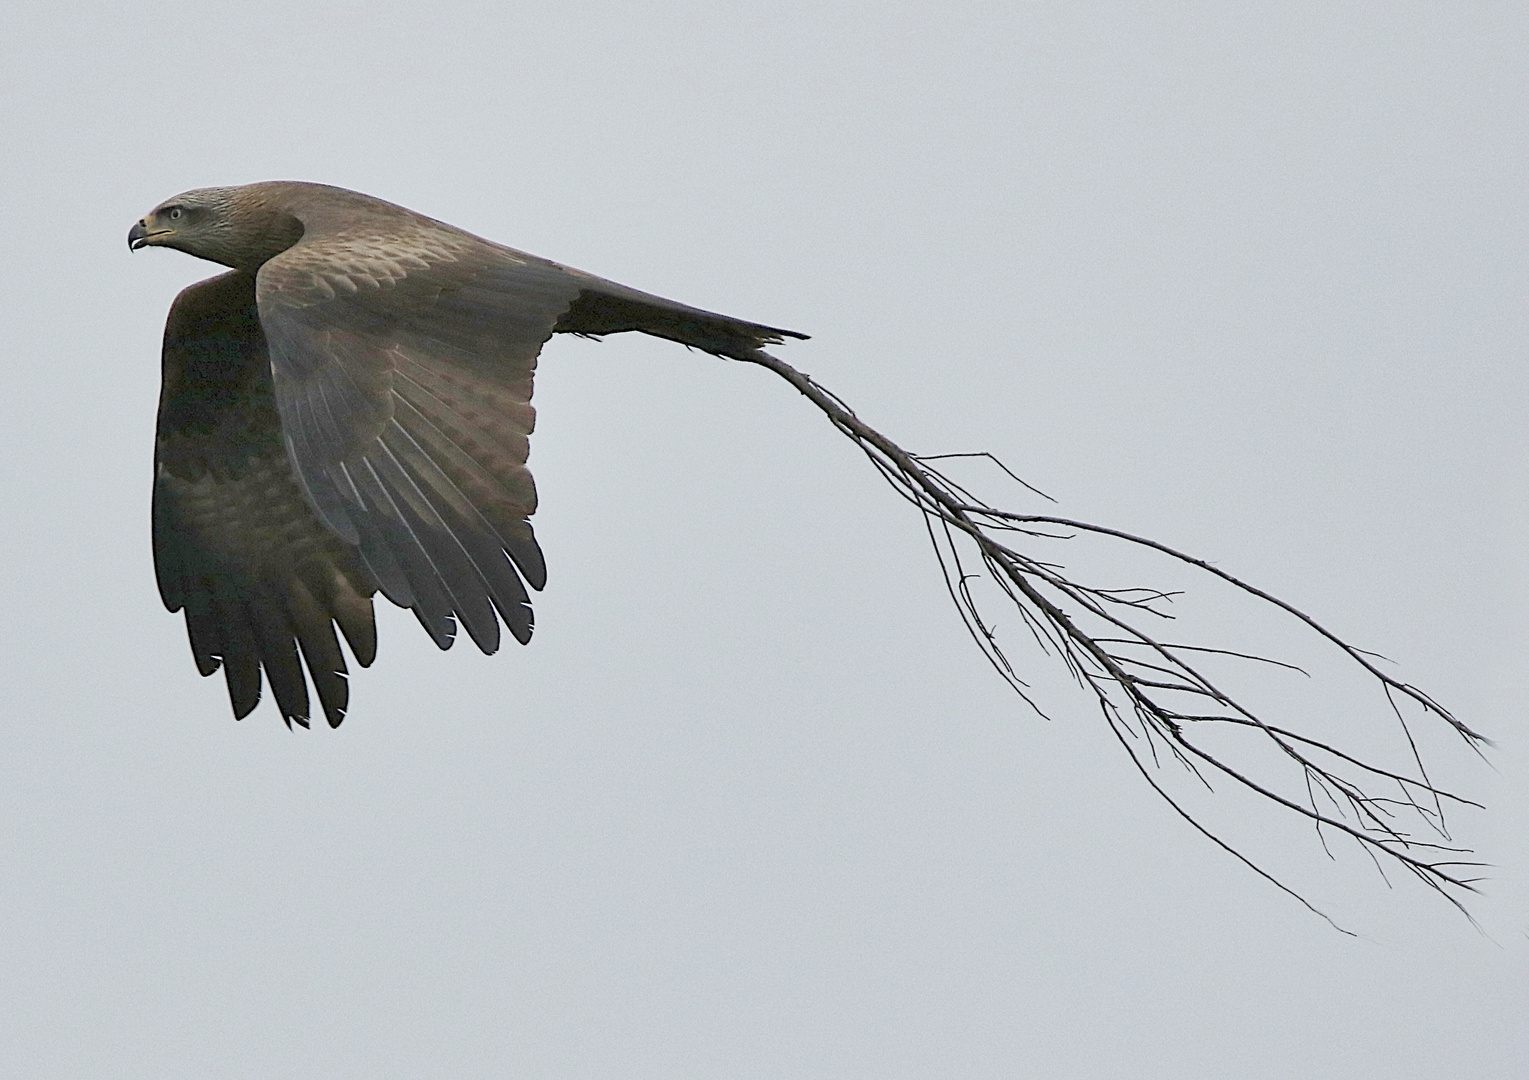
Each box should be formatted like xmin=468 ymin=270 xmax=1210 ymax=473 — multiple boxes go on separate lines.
xmin=132 ymin=181 xmax=806 ymax=728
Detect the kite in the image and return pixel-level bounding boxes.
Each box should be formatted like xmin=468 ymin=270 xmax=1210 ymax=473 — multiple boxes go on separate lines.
xmin=131 ymin=181 xmax=1483 ymax=918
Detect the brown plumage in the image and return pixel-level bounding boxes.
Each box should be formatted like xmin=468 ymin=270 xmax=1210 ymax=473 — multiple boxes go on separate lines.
xmin=131 ymin=181 xmax=806 ymax=728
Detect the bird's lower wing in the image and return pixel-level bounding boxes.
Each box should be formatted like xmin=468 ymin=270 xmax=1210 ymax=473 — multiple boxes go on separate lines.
xmin=154 ymin=270 xmax=377 ymax=727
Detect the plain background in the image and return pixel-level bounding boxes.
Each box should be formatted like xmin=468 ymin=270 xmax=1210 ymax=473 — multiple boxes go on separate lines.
xmin=1 ymin=2 xmax=1526 ymax=1076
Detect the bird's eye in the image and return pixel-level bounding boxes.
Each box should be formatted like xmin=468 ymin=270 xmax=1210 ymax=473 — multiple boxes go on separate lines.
xmin=168 ymin=207 xmax=183 ymax=221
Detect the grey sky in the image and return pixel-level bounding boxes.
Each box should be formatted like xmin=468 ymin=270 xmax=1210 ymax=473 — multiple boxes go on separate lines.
xmin=1 ymin=2 xmax=1525 ymax=1076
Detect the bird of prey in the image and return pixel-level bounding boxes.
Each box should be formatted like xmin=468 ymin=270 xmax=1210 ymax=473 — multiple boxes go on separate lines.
xmin=131 ymin=181 xmax=806 ymax=729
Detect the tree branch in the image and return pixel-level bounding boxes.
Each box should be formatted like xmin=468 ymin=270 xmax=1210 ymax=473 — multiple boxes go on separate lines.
xmin=735 ymin=348 xmax=1487 ymax=922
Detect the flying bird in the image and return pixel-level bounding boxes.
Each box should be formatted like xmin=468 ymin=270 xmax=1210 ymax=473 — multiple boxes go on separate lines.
xmin=131 ymin=181 xmax=806 ymax=728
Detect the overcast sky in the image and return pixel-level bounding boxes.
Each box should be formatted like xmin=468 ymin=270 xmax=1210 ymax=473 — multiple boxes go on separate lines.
xmin=2 ymin=2 xmax=1526 ymax=1077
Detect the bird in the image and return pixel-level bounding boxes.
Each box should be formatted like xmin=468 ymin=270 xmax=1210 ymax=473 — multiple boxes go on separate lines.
xmin=130 ymin=181 xmax=806 ymax=729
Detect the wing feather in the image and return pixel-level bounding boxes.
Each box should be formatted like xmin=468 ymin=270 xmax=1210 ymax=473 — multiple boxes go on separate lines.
xmin=207 ymin=575 xmax=263 ymax=720
xmin=245 ymin=591 xmax=310 ymax=725
xmin=367 ymin=434 xmax=501 ymax=652
xmin=343 ymin=455 xmax=459 ymax=649
xmin=390 ymin=360 xmax=543 ymax=587
xmin=379 ymin=417 xmax=534 ymax=641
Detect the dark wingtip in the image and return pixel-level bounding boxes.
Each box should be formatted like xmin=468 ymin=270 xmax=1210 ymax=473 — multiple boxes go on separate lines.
xmin=508 ymin=536 xmax=547 ymax=592
xmin=412 ymin=608 xmax=458 ymax=651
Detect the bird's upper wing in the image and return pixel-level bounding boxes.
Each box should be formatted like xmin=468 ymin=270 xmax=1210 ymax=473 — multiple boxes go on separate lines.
xmin=153 ymin=270 xmax=378 ymax=727
xmin=254 ymin=221 xmax=569 ymax=654
xmin=254 ymin=199 xmax=805 ymax=654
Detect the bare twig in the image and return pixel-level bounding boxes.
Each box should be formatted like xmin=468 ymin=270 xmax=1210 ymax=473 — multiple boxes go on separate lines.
xmin=735 ymin=348 xmax=1487 ymax=921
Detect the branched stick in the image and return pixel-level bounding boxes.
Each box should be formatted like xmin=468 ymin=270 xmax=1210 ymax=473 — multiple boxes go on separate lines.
xmin=735 ymin=348 xmax=1487 ymax=920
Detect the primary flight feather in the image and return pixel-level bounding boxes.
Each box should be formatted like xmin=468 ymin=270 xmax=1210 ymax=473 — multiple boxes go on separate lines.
xmin=132 ymin=181 xmax=806 ymax=728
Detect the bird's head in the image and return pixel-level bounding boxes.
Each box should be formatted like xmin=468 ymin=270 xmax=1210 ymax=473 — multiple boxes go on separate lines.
xmin=129 ymin=186 xmax=302 ymax=270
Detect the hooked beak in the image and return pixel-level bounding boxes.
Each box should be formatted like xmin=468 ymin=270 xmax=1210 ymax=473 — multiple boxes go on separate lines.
xmin=128 ymin=220 xmax=173 ymax=251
